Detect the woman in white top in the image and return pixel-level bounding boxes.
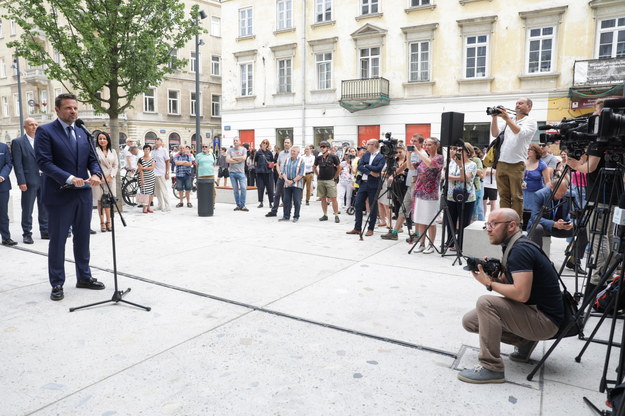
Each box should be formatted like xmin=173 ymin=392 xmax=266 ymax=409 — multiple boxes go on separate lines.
xmin=92 ymin=132 xmax=118 ymax=232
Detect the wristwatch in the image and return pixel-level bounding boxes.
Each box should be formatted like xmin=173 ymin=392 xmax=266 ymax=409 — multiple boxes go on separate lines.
xmin=486 ymin=283 xmax=493 ymax=291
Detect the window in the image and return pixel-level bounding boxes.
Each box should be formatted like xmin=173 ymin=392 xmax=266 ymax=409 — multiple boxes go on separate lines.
xmin=361 ymin=0 xmax=378 ymax=15
xmin=360 ymin=47 xmax=380 ymax=79
xmin=465 ymin=35 xmax=488 ymax=78
xmin=278 ymin=58 xmax=292 ymax=93
xmin=144 ymin=88 xmax=156 ymax=113
xmin=315 ymin=52 xmax=332 ymax=89
xmin=315 ymin=0 xmax=332 ymax=23
xmin=211 ymin=56 xmax=221 ymax=76
xmin=53 ymin=49 xmax=61 ymax=65
xmin=10 ymin=20 xmax=16 ymax=36
xmin=40 ymin=90 xmax=48 ymax=113
xmin=313 ymin=127 xmax=334 ymax=147
xmin=527 ymin=27 xmax=554 ymax=73
xmin=54 ymin=88 xmax=62 ymax=99
xmin=410 ymin=0 xmax=430 ymax=6
xmin=0 ymin=20 xmax=3 ymax=38
xmin=276 ymin=128 xmax=293 ymax=148
xmin=169 ymin=49 xmax=178 ymax=70
xmin=212 ymin=95 xmax=221 ymax=117
xmin=598 ymin=17 xmax=625 ymax=58
xmin=190 ymin=51 xmax=199 ymax=73
xmin=211 ymin=16 xmax=221 ymax=37
xmin=0 ymin=58 xmax=5 ymax=78
xmin=240 ymin=63 xmax=253 ymax=96
xmin=13 ymin=93 xmax=18 ymax=116
xmin=277 ymin=0 xmax=293 ymax=30
xmin=409 ymin=41 xmax=430 ymax=81
xmin=26 ymin=92 xmax=34 ymax=115
xmin=191 ymin=92 xmax=200 ymax=116
xmin=168 ymin=90 xmax=180 ymax=114
xmin=1 ymin=97 xmax=8 ymax=117
xmin=239 ymin=7 xmax=253 ymax=37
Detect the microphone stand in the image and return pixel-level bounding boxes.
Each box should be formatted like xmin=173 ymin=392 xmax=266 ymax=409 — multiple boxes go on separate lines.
xmin=69 ymin=121 xmax=151 ymax=312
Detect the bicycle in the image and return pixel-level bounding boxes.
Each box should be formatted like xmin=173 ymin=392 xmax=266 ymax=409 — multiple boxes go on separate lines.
xmin=171 ymin=172 xmax=197 ymax=199
xmin=121 ymin=169 xmax=139 ymax=206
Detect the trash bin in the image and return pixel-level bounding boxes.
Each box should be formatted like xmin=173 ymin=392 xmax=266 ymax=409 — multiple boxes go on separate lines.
xmin=197 ymin=178 xmax=214 ymax=217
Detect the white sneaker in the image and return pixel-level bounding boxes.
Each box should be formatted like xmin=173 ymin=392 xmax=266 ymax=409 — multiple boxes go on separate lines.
xmin=423 ymin=245 xmax=435 ymax=254
xmin=414 ymin=244 xmax=425 ymax=253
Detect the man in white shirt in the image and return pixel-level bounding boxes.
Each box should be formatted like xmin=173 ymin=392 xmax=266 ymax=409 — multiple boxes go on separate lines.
xmin=152 ymin=137 xmax=171 ymax=211
xmin=120 ymin=138 xmax=135 ymax=170
xmin=302 ymin=145 xmax=316 ymax=206
xmin=490 ymin=97 xmax=537 ymax=221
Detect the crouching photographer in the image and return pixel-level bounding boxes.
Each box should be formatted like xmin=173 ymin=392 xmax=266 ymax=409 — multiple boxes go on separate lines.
xmin=459 ymin=208 xmax=564 ymax=384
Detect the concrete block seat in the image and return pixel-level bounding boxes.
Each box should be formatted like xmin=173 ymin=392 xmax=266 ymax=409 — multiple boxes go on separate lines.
xmin=215 ymin=186 xmax=258 ymax=204
xmin=462 ymin=220 xmax=550 ymax=259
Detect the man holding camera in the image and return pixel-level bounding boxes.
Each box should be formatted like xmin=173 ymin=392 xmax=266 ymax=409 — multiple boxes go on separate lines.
xmin=459 ymin=208 xmax=563 ymax=384
xmin=490 ymin=98 xmax=537 ymax=221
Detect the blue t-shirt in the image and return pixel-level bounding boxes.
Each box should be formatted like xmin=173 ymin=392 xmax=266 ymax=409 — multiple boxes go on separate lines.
xmin=524 ymin=160 xmax=547 ymax=192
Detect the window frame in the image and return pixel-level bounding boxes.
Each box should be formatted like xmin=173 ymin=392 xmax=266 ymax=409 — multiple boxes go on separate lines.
xmin=408 ymin=40 xmax=430 ymax=82
xmin=211 ymin=94 xmax=221 ymax=117
xmin=211 ymin=16 xmax=221 ymax=37
xmin=190 ymin=92 xmax=200 ymax=117
xmin=211 ymin=55 xmax=221 ymax=76
xmin=0 ymin=57 xmax=5 ymax=78
xmin=277 ymin=58 xmax=293 ymax=94
xmin=315 ymin=52 xmax=332 ymax=90
xmin=596 ymin=17 xmax=625 ymax=59
xmin=526 ymin=26 xmax=556 ymax=74
xmin=463 ymin=34 xmax=489 ymax=79
xmin=315 ymin=0 xmax=332 ymax=23
xmin=1 ymin=96 xmax=8 ymax=117
xmin=239 ymin=7 xmax=253 ymax=38
xmin=277 ymin=0 xmax=293 ymax=31
xmin=359 ymin=47 xmax=380 ymax=79
xmin=361 ymin=0 xmax=379 ymax=15
xmin=240 ymin=62 xmax=254 ymax=96
xmin=143 ymin=88 xmax=156 ymax=113
xmin=167 ymin=89 xmax=180 ymax=115
xmin=410 ymin=0 xmax=430 ymax=6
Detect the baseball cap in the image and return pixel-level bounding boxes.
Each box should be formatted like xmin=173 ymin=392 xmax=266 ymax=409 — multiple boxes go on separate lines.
xmin=320 ymin=140 xmax=330 ymax=147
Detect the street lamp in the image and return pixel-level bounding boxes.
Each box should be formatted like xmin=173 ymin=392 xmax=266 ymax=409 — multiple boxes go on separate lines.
xmin=12 ymin=53 xmax=24 ymax=137
xmin=194 ymin=10 xmax=208 ymax=155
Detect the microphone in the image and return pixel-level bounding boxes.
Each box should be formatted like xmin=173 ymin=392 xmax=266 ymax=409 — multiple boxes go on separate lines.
xmin=75 ymin=119 xmax=94 ymax=137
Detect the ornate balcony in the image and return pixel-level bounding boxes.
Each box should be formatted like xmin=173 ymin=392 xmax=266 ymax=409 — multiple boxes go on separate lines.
xmin=339 ymin=77 xmax=390 ymax=113
xmin=23 ymin=68 xmax=49 ymax=87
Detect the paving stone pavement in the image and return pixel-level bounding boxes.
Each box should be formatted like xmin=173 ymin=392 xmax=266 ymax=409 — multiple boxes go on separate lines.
xmin=0 ymin=188 xmax=618 ymax=415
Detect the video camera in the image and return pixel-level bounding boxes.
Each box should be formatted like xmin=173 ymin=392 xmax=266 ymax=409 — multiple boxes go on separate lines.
xmin=380 ymin=132 xmax=398 ymax=159
xmin=538 ymin=116 xmax=598 ymax=158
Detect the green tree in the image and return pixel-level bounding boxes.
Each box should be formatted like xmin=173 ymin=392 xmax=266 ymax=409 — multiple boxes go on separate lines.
xmin=6 ymin=0 xmax=200 ymax=149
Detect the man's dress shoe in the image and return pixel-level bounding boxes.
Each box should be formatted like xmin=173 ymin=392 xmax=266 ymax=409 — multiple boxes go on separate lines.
xmin=75 ymin=278 xmax=106 ymax=290
xmin=50 ymin=286 xmax=64 ymax=301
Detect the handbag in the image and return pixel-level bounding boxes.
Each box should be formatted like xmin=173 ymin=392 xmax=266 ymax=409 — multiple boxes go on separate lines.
xmin=483 ymin=126 xmax=506 ymax=168
xmin=452 ymin=187 xmax=468 ymax=203
xmin=260 ymin=151 xmax=275 ymax=169
xmin=136 ymin=193 xmax=150 ymax=204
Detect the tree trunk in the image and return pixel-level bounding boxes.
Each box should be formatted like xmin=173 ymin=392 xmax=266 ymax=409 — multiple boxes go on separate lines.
xmin=109 ymin=115 xmax=124 ymax=212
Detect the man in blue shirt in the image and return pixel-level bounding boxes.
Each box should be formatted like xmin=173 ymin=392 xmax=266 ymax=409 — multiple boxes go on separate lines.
xmin=174 ymin=146 xmax=194 ymax=208
xmin=279 ymin=146 xmax=305 ymax=222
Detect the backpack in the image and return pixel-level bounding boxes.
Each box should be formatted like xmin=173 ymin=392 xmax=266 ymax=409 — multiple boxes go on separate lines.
xmin=593 ymin=272 xmax=625 ymax=314
xmin=483 ymin=126 xmax=506 ymax=168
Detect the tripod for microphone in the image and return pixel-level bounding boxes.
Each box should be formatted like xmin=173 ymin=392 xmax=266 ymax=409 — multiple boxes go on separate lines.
xmin=69 ymin=120 xmax=151 ymax=313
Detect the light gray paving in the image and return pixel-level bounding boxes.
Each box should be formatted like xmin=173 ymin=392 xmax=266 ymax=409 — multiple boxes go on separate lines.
xmin=0 ymin=188 xmax=619 ymax=415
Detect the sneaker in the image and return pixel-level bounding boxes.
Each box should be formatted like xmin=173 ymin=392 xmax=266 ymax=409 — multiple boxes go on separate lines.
xmin=319 ymin=215 xmax=328 ymax=221
xmin=258 ymin=203 xmax=263 ymax=208
xmin=240 ymin=206 xmax=249 ymax=212
xmin=414 ymin=244 xmax=425 ymax=253
xmin=510 ymin=341 xmax=539 ymax=363
xmin=423 ymin=245 xmax=435 ymax=254
xmin=187 ymin=203 xmax=193 ymax=208
xmin=278 ymin=217 xmax=290 ymax=222
xmin=176 ymin=202 xmax=184 ymax=208
xmin=458 ymin=365 xmax=505 ymax=384
xmin=334 ymin=215 xmax=340 ymax=223
xmin=234 ymin=206 xmax=241 ymax=211
xmin=265 ymin=212 xmax=277 ymax=217
xmin=292 ymin=218 xmax=299 ymax=223
xmin=305 ymin=201 xmax=309 ymax=206
xmin=381 ymin=232 xmax=398 ymax=241
xmin=406 ymin=234 xmax=419 ymax=244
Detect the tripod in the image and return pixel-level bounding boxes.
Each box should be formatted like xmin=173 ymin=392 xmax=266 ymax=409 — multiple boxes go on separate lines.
xmin=69 ymin=120 xmax=151 ymax=313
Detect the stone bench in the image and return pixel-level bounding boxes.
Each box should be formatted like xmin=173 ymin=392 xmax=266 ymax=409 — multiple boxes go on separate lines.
xmin=462 ymin=220 xmax=550 ymax=259
xmin=215 ymin=186 xmax=258 ymax=204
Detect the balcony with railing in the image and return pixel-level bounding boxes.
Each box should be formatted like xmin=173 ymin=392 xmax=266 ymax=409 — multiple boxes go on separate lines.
xmin=339 ymin=77 xmax=390 ymax=113
xmin=22 ymin=68 xmax=49 ymax=86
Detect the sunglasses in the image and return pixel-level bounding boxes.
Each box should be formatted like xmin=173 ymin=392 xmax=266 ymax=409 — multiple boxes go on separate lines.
xmin=320 ymin=145 xmax=327 ymax=148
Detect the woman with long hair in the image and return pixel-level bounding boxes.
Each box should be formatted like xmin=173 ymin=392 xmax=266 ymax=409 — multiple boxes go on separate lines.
xmin=412 ymin=138 xmax=444 ymax=253
xmin=445 ymin=144 xmax=477 ymax=251
xmin=92 ymin=132 xmax=118 ymax=232
xmin=523 ymin=143 xmax=550 ymax=210
xmin=255 ymin=139 xmax=275 ymax=208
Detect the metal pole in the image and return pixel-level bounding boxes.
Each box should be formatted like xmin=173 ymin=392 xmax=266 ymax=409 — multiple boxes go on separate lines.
xmin=14 ymin=54 xmax=24 ymax=137
xmin=194 ymin=22 xmax=201 ymax=156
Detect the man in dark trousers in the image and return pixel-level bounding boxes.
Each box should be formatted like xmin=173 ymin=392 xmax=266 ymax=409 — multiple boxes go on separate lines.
xmin=11 ymin=117 xmax=49 ymax=243
xmin=35 ymin=93 xmax=105 ymax=301
xmin=0 ymin=140 xmax=16 ymax=246
xmin=347 ymin=139 xmax=385 ymax=236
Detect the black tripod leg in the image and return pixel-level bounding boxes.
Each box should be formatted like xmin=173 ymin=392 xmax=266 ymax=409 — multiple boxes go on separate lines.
xmin=69 ymin=299 xmax=116 ymax=312
xmin=119 ymin=299 xmax=151 ymax=312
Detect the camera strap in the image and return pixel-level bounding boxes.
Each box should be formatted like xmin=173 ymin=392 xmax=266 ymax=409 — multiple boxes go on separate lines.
xmin=501 ymin=231 xmax=523 ymax=270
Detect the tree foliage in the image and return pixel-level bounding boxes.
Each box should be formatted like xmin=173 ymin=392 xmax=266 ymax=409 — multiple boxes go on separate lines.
xmin=6 ymin=0 xmax=201 ymax=118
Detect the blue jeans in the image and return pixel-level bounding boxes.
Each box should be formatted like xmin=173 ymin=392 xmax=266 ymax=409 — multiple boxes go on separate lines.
xmin=473 ymin=188 xmax=484 ymax=221
xmin=230 ymin=171 xmax=247 ymax=207
xmin=282 ymin=186 xmax=302 ymax=219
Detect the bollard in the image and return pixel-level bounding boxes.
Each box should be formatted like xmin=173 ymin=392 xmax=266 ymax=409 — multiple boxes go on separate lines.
xmin=197 ymin=178 xmax=215 ymax=217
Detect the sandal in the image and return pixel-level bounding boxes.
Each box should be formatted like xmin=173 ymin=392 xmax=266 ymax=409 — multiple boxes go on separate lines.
xmin=106 ymin=222 xmax=112 ymax=232
xmin=100 ymin=222 xmax=106 ymax=232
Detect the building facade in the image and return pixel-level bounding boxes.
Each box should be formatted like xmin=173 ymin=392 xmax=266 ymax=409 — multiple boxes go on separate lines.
xmin=0 ymin=0 xmax=222 ymax=150
xmin=220 ymin=0 xmax=625 ymax=149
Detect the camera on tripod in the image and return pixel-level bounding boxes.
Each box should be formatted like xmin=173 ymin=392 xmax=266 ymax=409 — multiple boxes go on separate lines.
xmin=380 ymin=132 xmax=398 ymax=159
xmin=465 ymin=256 xmax=503 ymax=279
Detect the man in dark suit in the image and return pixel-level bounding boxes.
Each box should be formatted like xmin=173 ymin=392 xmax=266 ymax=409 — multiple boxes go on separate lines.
xmin=0 ymin=141 xmax=17 ymax=246
xmin=35 ymin=93 xmax=105 ymax=301
xmin=346 ymin=139 xmax=386 ymax=237
xmin=11 ymin=117 xmax=49 ymax=244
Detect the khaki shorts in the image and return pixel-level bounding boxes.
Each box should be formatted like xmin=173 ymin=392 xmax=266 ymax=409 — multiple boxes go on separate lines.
xmin=317 ymin=179 xmax=337 ymax=198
